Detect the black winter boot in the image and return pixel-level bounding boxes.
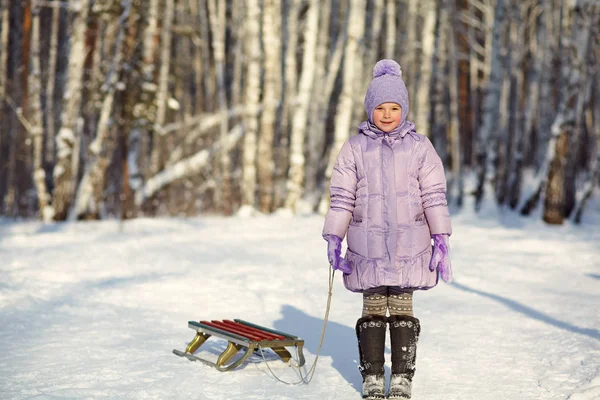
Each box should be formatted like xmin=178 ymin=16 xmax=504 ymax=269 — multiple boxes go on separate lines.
xmin=356 ymin=315 xmax=387 ymax=399
xmin=388 ymin=315 xmax=421 ymax=399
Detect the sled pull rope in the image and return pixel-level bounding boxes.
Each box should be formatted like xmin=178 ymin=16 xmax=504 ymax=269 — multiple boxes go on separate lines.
xmin=257 ymin=265 xmax=336 ymax=385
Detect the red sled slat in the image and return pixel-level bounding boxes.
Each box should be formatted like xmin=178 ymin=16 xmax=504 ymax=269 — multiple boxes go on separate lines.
xmin=223 ymin=320 xmax=286 ymax=340
xmin=220 ymin=320 xmax=279 ymax=341
xmin=199 ymin=320 xmax=262 ymax=341
xmin=208 ymin=320 xmax=264 ymax=341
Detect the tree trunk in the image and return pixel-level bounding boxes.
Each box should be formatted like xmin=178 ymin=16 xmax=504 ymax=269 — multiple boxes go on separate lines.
xmin=240 ymin=0 xmax=261 ymax=211
xmin=414 ymin=0 xmax=436 ymax=137
xmin=258 ymin=0 xmax=281 ymax=213
xmin=44 ymin=2 xmax=60 ymax=167
xmin=52 ymin=0 xmax=90 ymax=220
xmin=284 ymin=0 xmax=319 ymax=212
xmin=28 ymin=0 xmax=52 ymax=221
xmin=305 ymin=0 xmax=334 ymax=202
xmin=474 ymin=0 xmax=505 ymax=210
xmin=207 ymin=0 xmax=232 ymax=214
xmin=385 ymin=0 xmax=396 ymax=58
xmin=447 ymin=0 xmax=463 ymax=206
xmin=149 ymin=0 xmax=174 ymax=176
xmin=71 ymin=1 xmax=130 ymax=220
xmin=318 ymin=0 xmax=366 ymax=214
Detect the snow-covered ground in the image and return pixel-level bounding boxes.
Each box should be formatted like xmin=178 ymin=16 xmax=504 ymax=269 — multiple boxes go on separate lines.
xmin=1 ymin=203 xmax=600 ymax=399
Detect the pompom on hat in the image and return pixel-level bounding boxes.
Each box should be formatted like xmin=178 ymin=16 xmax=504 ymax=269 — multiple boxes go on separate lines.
xmin=364 ymin=59 xmax=410 ymax=127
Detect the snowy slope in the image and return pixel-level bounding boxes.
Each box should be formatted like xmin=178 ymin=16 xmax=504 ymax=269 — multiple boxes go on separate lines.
xmin=1 ymin=207 xmax=599 ymax=400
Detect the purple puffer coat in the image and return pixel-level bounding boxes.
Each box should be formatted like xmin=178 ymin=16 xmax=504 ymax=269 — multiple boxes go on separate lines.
xmin=322 ymin=120 xmax=452 ymax=292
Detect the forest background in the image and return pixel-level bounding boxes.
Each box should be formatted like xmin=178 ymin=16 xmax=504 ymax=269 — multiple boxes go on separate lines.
xmin=0 ymin=0 xmax=598 ymax=224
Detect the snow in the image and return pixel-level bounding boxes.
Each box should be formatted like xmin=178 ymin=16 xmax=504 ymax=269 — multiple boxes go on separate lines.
xmin=1 ymin=203 xmax=600 ymax=399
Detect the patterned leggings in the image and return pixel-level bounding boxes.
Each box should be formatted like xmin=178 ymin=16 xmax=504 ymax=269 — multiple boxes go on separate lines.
xmin=362 ymin=286 xmax=414 ymax=317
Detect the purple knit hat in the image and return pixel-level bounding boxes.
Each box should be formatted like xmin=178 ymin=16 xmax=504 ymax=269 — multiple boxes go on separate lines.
xmin=364 ymin=59 xmax=409 ymax=127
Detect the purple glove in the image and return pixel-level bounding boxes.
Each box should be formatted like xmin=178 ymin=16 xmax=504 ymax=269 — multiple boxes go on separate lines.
xmin=323 ymin=234 xmax=352 ymax=274
xmin=429 ymin=234 xmax=453 ymax=282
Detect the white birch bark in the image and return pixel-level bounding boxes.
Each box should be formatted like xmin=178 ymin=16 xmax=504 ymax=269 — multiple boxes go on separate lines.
xmin=404 ymin=0 xmax=419 ymax=101
xmin=240 ymin=0 xmax=261 ymax=210
xmin=284 ymin=0 xmax=319 ymax=211
xmin=71 ymin=2 xmax=130 ymax=220
xmin=275 ymin=0 xmax=301 ymax=209
xmin=0 ymin=0 xmax=8 ymax=177
xmin=447 ymin=0 xmax=463 ymax=206
xmin=149 ymin=0 xmax=174 ymax=174
xmin=207 ymin=0 xmax=232 ymax=214
xmin=521 ymin=0 xmax=597 ymax=217
xmin=355 ymin=0 xmax=383 ymax=124
xmin=52 ymin=0 xmax=90 ymax=220
xmin=230 ymin=2 xmax=244 ymax=108
xmin=28 ymin=1 xmax=52 ymax=221
xmin=318 ymin=0 xmax=366 ymax=214
xmin=474 ymin=0 xmax=505 ymax=210
xmin=44 ymin=3 xmax=60 ymax=165
xmin=305 ymin=0 xmax=333 ymax=199
xmin=414 ymin=0 xmax=436 ymax=137
xmin=135 ymin=125 xmax=243 ymax=206
xmin=573 ymin=100 xmax=599 ymax=223
xmin=385 ymin=0 xmax=396 ymax=58
xmin=258 ymin=0 xmax=281 ymax=213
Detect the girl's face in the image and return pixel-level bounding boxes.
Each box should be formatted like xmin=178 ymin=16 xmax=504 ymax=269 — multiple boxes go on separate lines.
xmin=372 ymin=102 xmax=402 ymax=132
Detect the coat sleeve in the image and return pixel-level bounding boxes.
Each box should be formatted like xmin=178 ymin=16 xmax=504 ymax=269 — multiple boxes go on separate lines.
xmin=418 ymin=137 xmax=452 ymax=235
xmin=322 ymin=140 xmax=357 ymax=239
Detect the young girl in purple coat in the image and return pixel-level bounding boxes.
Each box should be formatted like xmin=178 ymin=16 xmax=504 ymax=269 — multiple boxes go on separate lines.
xmin=322 ymin=59 xmax=453 ymax=399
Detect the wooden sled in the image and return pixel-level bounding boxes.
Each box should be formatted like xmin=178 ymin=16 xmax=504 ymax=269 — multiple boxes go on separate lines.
xmin=173 ymin=319 xmax=306 ymax=372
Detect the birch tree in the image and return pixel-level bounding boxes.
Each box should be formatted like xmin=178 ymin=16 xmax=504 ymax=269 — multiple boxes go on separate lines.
xmin=474 ymin=0 xmax=505 ymax=210
xmin=319 ymin=0 xmax=366 ymax=214
xmin=149 ymin=0 xmax=174 ymax=176
xmin=207 ymin=0 xmax=232 ymax=214
xmin=284 ymin=0 xmax=320 ymax=212
xmin=305 ymin=0 xmax=334 ymax=202
xmin=240 ymin=0 xmax=261 ymax=212
xmin=414 ymin=1 xmax=437 ymax=137
xmin=28 ymin=0 xmax=52 ymax=220
xmin=71 ymin=1 xmax=130 ymax=220
xmin=44 ymin=2 xmax=61 ymax=166
xmin=542 ymin=0 xmax=597 ymax=224
xmin=258 ymin=0 xmax=281 ymax=213
xmin=385 ymin=0 xmax=396 ymax=59
xmin=52 ymin=0 xmax=90 ymax=220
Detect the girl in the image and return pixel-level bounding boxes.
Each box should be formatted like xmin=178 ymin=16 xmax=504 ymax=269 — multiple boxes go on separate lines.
xmin=322 ymin=59 xmax=453 ymax=400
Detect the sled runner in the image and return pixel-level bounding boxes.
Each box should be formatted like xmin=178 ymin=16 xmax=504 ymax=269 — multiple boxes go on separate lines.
xmin=173 ymin=319 xmax=306 ymax=372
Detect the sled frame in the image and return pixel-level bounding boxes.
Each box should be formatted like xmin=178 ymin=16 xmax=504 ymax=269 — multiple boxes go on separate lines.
xmin=173 ymin=319 xmax=306 ymax=372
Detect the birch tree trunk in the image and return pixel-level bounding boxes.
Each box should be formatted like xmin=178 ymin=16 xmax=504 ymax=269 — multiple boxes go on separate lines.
xmin=207 ymin=0 xmax=232 ymax=214
xmin=573 ymin=91 xmax=599 ymax=223
xmin=0 ymin=0 xmax=6 ymax=106
xmin=305 ymin=0 xmax=334 ymax=201
xmin=275 ymin=0 xmax=301 ymax=210
xmin=447 ymin=0 xmax=463 ymax=206
xmin=319 ymin=0 xmax=366 ymax=214
xmin=258 ymin=0 xmax=281 ymax=213
xmin=240 ymin=0 xmax=261 ymax=211
xmin=404 ymin=0 xmax=419 ymax=101
xmin=542 ymin=1 xmax=596 ymax=224
xmin=414 ymin=1 xmax=436 ymax=137
xmin=44 ymin=3 xmax=60 ymax=166
xmin=149 ymin=0 xmax=174 ymax=176
xmin=0 ymin=0 xmax=8 ymax=205
xmin=52 ymin=0 xmax=90 ymax=221
xmin=28 ymin=0 xmax=52 ymax=221
xmin=71 ymin=1 xmax=130 ymax=220
xmin=505 ymin=3 xmax=526 ymax=209
xmin=385 ymin=0 xmax=396 ymax=58
xmin=284 ymin=0 xmax=319 ymax=212
xmin=474 ymin=0 xmax=505 ymax=210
